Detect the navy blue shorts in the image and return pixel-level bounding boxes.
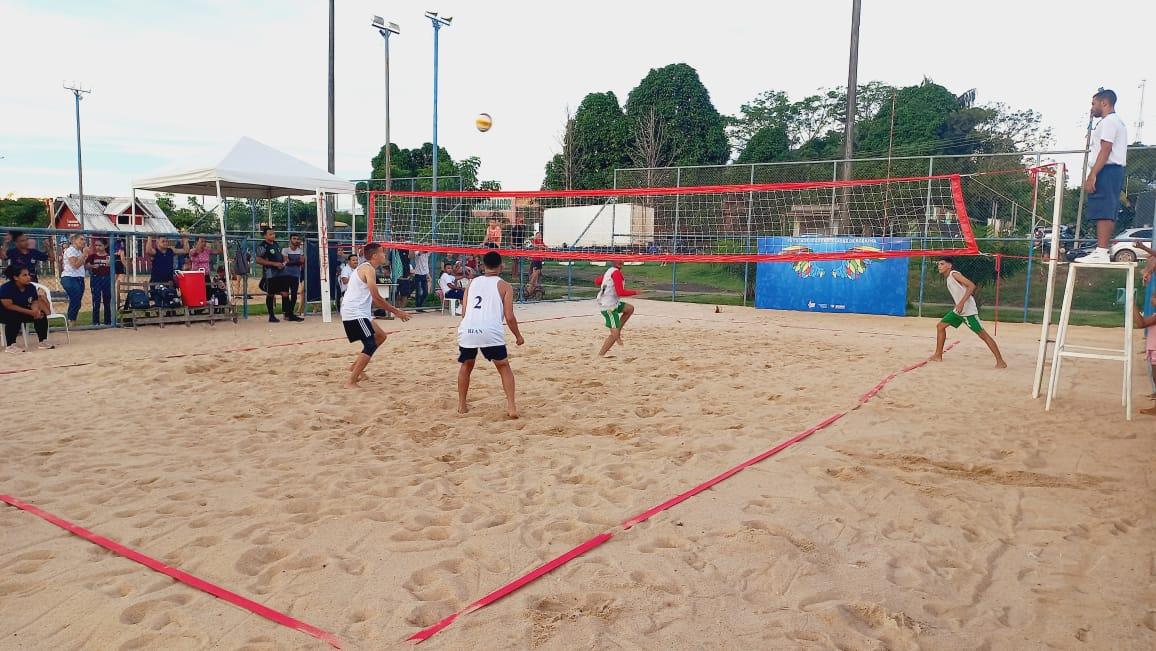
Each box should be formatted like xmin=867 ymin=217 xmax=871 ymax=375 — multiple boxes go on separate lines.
xmin=1087 ymin=164 xmax=1125 ymax=222
xmin=458 ymin=345 xmax=508 ymax=363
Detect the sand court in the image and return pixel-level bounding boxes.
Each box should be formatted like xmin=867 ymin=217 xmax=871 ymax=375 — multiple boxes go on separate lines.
xmin=1 ymin=299 xmax=1153 ymax=649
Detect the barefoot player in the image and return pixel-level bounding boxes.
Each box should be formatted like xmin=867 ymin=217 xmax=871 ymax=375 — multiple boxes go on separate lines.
xmin=595 ymin=260 xmax=637 ymax=357
xmin=341 ymin=243 xmax=410 ymax=388
xmin=931 ymin=256 xmax=1007 ymax=368
xmin=457 ymin=251 xmax=524 ymax=418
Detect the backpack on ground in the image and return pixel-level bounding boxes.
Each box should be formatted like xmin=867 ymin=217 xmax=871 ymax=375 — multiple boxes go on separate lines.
xmin=149 ymin=285 xmax=181 ymax=308
xmin=124 ymin=289 xmax=150 ymax=310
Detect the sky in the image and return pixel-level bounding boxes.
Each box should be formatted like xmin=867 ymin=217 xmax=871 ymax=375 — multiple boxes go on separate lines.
xmin=1 ymin=0 xmax=1154 ymax=201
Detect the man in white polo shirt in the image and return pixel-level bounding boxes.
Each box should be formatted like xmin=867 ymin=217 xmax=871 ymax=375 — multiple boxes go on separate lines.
xmin=1077 ymin=88 xmax=1128 ymax=264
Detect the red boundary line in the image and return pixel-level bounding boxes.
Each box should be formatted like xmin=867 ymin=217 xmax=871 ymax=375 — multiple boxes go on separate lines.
xmin=406 ymin=341 xmax=959 ymax=643
xmin=0 ymin=494 xmax=343 ymax=649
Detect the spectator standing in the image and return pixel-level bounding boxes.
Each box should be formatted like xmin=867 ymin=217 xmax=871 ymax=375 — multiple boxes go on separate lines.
xmin=232 ymin=243 xmax=252 ymax=298
xmin=283 ymin=233 xmax=307 ymax=318
xmin=411 ymin=250 xmax=431 ymax=311
xmin=5 ymin=231 xmax=52 ymax=282
xmin=145 ymin=235 xmax=188 ymax=284
xmin=186 ymin=237 xmax=217 ymax=275
xmin=60 ymin=234 xmax=89 ymax=327
xmin=255 ymin=228 xmax=301 ymax=323
xmin=85 ymin=240 xmax=112 ymax=325
xmin=1 ymin=265 xmax=53 ymax=352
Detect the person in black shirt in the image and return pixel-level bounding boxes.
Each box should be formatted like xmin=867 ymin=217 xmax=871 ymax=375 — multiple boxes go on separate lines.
xmin=1 ymin=265 xmax=53 ymax=352
xmin=4 ymin=231 xmax=52 ymax=283
xmin=85 ymin=240 xmax=113 ymax=325
xmin=254 ymin=228 xmax=302 ymax=322
xmin=145 ymin=235 xmax=189 ymax=284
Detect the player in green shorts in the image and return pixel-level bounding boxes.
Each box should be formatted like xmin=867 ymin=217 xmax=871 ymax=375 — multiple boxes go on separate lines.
xmin=595 ymin=261 xmax=637 ymax=357
xmin=931 ymin=256 xmax=1006 ymax=368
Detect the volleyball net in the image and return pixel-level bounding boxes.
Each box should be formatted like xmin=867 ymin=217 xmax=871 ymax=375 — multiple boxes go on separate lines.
xmin=366 ymin=174 xmax=978 ymax=263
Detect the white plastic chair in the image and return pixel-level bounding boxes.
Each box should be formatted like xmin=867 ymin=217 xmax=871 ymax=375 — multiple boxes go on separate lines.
xmin=1 ymin=323 xmax=30 ymax=351
xmin=32 ymin=282 xmax=70 ymax=343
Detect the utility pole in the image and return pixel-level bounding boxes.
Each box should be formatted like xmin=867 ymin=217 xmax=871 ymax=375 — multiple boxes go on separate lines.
xmin=64 ymin=82 xmax=91 ymax=230
xmin=841 ymin=0 xmax=862 ymax=179
xmin=1137 ymin=79 xmax=1147 ymax=143
xmin=328 ymin=0 xmax=335 ymax=175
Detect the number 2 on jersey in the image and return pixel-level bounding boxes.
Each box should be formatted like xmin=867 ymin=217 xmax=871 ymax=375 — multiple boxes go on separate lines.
xmin=473 ymin=295 xmax=482 ymax=309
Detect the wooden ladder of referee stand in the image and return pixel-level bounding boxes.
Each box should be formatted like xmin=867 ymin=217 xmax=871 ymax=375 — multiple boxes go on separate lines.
xmin=1045 ymin=261 xmax=1137 ymax=420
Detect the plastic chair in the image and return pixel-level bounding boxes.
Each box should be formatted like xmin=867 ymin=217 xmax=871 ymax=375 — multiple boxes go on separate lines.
xmin=1 ymin=323 xmax=30 ymax=351
xmin=32 ymin=282 xmax=70 ymax=343
xmin=441 ymin=296 xmax=460 ymax=315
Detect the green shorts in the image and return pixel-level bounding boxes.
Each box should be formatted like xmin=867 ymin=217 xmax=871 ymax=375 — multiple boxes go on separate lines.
xmin=601 ymin=302 xmax=627 ymax=329
xmin=941 ymin=311 xmax=983 ymax=333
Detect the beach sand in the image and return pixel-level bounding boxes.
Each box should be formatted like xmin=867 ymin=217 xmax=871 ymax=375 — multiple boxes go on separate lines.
xmin=1 ymin=300 xmax=1152 ymax=650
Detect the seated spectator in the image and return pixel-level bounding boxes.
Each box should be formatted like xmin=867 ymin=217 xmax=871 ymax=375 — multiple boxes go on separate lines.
xmin=482 ymin=218 xmax=502 ymax=248
xmin=209 ymin=265 xmax=230 ymax=305
xmin=337 ymin=254 xmax=357 ymax=307
xmin=1 ymin=265 xmax=53 ymax=352
xmin=438 ymin=262 xmax=464 ymax=301
xmin=5 ymin=231 xmax=52 ymax=282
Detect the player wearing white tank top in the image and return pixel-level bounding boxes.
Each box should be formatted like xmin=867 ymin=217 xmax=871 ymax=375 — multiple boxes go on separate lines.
xmin=931 ymin=256 xmax=1006 ymax=368
xmin=340 ymin=243 xmax=410 ymax=389
xmin=457 ymin=251 xmax=525 ymax=418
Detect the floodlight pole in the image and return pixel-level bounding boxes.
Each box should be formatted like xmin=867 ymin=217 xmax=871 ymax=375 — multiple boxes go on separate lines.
xmin=427 ymin=11 xmax=451 ymax=241
xmin=64 ymin=83 xmax=91 ymax=230
xmin=373 ymin=16 xmax=401 ymax=237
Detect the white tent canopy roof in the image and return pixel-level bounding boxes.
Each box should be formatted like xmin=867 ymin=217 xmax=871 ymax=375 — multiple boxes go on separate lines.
xmin=132 ymin=136 xmax=356 ymax=198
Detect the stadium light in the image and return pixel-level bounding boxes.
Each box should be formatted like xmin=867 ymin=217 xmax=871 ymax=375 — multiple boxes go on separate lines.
xmin=63 ymin=82 xmax=91 ymax=230
xmin=426 ymin=10 xmax=452 ymax=239
xmin=371 ymin=16 xmax=400 ymax=200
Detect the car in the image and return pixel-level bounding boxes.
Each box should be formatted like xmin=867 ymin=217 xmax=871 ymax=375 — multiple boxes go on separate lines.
xmin=1034 ymin=225 xmax=1076 ymax=253
xmin=1109 ymin=228 xmax=1153 ymax=262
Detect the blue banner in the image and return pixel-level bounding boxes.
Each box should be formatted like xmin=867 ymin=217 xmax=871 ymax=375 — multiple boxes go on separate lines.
xmin=754 ymin=237 xmax=909 ymax=316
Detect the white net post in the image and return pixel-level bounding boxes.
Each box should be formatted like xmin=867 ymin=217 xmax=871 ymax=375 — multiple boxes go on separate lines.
xmin=315 ymin=191 xmax=333 ymax=323
xmin=1032 ymin=163 xmax=1066 ymax=398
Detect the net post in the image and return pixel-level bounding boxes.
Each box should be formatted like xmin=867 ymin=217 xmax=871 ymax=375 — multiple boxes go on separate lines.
xmin=672 ymin=167 xmax=680 ymax=302
xmin=1023 ymin=153 xmax=1041 ymax=323
xmin=315 ymin=191 xmax=333 ymax=323
xmin=743 ymin=164 xmax=755 ymax=307
xmin=1032 ymin=162 xmax=1065 ymax=399
xmin=916 ymin=157 xmax=935 ymax=317
xmin=994 ymin=253 xmax=1002 ymax=335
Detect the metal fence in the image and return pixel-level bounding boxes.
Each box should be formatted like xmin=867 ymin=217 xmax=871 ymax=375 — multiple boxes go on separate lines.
xmin=9 ymin=149 xmax=1153 ymax=330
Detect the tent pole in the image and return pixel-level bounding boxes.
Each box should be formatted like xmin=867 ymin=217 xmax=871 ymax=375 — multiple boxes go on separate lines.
xmin=130 ymin=189 xmax=138 ymax=282
xmin=316 ymin=190 xmax=333 ymax=323
xmin=217 ymin=180 xmax=232 ymax=304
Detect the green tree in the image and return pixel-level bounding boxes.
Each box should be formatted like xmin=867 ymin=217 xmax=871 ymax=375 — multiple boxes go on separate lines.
xmin=543 ymin=92 xmax=631 ymax=190
xmin=0 ymin=198 xmax=49 ymax=227
xmin=624 ymin=63 xmax=729 ymax=167
xmin=735 ymin=126 xmax=790 ymax=164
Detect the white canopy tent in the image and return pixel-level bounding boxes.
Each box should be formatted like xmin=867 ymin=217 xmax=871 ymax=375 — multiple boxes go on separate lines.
xmin=132 ymin=137 xmax=356 ymax=322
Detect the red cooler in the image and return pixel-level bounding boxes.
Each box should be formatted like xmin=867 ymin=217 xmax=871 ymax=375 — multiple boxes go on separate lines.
xmin=174 ymin=270 xmax=207 ymax=307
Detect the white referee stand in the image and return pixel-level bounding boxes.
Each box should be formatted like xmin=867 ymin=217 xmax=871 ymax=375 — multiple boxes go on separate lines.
xmin=1031 ymin=162 xmax=1138 ymax=420
xmin=1043 ymin=261 xmax=1136 ymax=420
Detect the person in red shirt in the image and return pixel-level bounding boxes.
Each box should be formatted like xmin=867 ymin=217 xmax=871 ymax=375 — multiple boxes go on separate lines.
xmin=594 ymin=261 xmax=638 ymax=357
